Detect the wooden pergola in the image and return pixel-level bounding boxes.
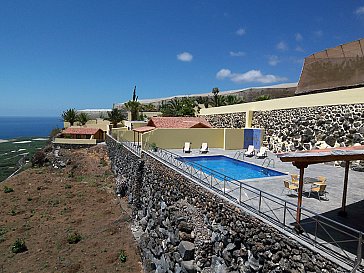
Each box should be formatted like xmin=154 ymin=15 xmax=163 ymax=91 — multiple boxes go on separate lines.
xmin=132 ymin=126 xmax=155 ymax=146
xmin=277 ymin=145 xmax=364 ymax=226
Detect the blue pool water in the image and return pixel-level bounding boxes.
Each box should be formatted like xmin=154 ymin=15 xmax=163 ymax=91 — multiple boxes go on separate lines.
xmin=179 ymin=155 xmax=285 ymax=181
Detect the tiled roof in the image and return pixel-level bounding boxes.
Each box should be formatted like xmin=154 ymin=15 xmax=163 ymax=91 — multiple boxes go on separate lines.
xmin=132 ymin=126 xmax=156 ymax=133
xmin=63 ymin=127 xmax=101 ymax=135
xmin=147 ymin=117 xmax=211 ymax=128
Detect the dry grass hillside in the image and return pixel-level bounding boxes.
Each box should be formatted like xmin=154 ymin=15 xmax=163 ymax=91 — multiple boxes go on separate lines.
xmin=0 ymin=145 xmax=142 ymax=273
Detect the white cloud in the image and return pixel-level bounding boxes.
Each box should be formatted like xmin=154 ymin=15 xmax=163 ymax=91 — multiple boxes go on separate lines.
xmin=354 ymin=6 xmax=364 ymax=15
xmin=276 ymin=41 xmax=288 ymax=51
xmin=295 ymin=46 xmax=305 ymax=52
xmin=216 ymin=69 xmax=232 ymax=79
xmin=229 ymin=51 xmax=246 ymax=57
xmin=177 ymin=52 xmax=193 ymax=62
xmin=236 ymin=28 xmax=246 ymax=36
xmin=313 ymin=30 xmax=323 ymax=38
xmin=216 ymin=68 xmax=287 ymax=84
xmin=295 ymin=33 xmax=303 ymax=42
xmin=268 ymin=55 xmax=280 ymax=66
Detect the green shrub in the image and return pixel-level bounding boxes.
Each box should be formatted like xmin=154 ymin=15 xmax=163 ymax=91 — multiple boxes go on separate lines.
xmin=64 ymin=184 xmax=72 ymax=189
xmin=11 ymin=239 xmax=27 ymax=253
xmin=119 ymin=249 xmax=127 ymax=263
xmin=67 ymin=232 xmax=82 ymax=244
xmin=4 ymin=186 xmax=14 ymax=193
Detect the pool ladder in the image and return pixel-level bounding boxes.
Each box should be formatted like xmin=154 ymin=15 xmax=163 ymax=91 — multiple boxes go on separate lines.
xmin=233 ymin=151 xmax=245 ymax=161
xmin=262 ymin=157 xmax=275 ymax=168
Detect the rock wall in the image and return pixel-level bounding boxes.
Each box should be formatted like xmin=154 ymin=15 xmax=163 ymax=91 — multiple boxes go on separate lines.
xmin=252 ymin=104 xmax=364 ymax=152
xmin=106 ymin=135 xmax=346 ymax=273
xmin=204 ymin=113 xmax=246 ymax=128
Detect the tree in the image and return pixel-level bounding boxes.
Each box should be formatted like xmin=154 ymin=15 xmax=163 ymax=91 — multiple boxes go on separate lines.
xmin=196 ymin=96 xmax=210 ymax=108
xmin=105 ymin=109 xmax=125 ymax=128
xmin=225 ymin=95 xmax=244 ymax=105
xmin=211 ymin=87 xmax=226 ymax=107
xmin=77 ymin=112 xmax=89 ymax=125
xmin=141 ymin=103 xmax=157 ymax=111
xmin=124 ymin=86 xmax=142 ymax=120
xmin=255 ymin=95 xmax=271 ymax=101
xmin=62 ymin=108 xmax=78 ymax=126
xmin=160 ymin=97 xmax=196 ymax=117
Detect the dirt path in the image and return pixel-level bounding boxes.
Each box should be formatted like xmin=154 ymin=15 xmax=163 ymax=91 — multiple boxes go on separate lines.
xmin=0 ymin=145 xmax=142 ymax=273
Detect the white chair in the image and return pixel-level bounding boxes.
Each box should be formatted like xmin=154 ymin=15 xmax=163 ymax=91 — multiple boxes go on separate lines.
xmin=256 ymin=147 xmax=267 ymax=158
xmin=183 ymin=142 xmax=191 ymax=153
xmin=200 ymin=143 xmax=208 ymax=154
xmin=244 ymin=145 xmax=255 ymax=157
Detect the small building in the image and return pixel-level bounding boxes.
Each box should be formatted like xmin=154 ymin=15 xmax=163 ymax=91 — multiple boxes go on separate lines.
xmin=62 ymin=127 xmax=105 ymax=141
xmin=53 ymin=127 xmax=106 ymax=146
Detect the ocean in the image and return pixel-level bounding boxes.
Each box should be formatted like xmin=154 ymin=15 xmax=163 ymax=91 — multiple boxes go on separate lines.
xmin=0 ymin=116 xmax=63 ymax=139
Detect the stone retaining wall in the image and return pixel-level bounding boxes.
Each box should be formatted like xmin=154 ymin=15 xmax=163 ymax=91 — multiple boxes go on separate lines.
xmin=204 ymin=113 xmax=246 ymax=128
xmin=106 ymin=135 xmax=346 ymax=273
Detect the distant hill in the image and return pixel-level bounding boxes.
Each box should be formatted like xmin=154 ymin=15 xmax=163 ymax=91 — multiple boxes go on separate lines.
xmin=114 ymin=82 xmax=298 ymax=108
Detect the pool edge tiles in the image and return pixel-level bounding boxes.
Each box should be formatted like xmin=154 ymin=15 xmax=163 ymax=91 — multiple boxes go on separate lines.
xmin=178 ymin=155 xmax=287 ymax=181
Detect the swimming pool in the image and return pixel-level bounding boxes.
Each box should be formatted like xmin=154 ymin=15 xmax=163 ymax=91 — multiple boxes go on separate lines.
xmin=178 ymin=155 xmax=285 ymax=181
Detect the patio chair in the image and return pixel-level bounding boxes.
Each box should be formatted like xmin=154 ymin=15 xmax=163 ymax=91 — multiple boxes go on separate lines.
xmin=291 ymin=174 xmax=299 ymax=185
xmin=314 ymin=176 xmax=327 ymax=185
xmin=256 ymin=147 xmax=267 ymax=158
xmin=309 ymin=184 xmax=328 ymax=201
xmin=244 ymin=145 xmax=255 ymax=157
xmin=200 ymin=142 xmax=209 ymax=154
xmin=183 ymin=142 xmax=191 ymax=153
xmin=282 ymin=180 xmax=298 ymax=195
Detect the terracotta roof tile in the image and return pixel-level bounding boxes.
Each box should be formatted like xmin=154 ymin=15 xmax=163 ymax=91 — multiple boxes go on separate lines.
xmin=147 ymin=117 xmax=211 ymax=128
xmin=63 ymin=127 xmax=101 ymax=135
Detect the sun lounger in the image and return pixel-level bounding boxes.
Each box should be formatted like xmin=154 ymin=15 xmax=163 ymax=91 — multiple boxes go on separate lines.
xmin=183 ymin=142 xmax=191 ymax=153
xmin=244 ymin=145 xmax=255 ymax=157
xmin=200 ymin=143 xmax=208 ymax=154
xmin=256 ymin=147 xmax=267 ymax=158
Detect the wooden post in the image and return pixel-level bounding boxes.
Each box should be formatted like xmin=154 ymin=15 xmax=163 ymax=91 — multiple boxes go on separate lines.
xmin=293 ymin=162 xmax=308 ymax=233
xmin=296 ymin=166 xmax=305 ymax=224
xmin=339 ymin=161 xmax=350 ymax=217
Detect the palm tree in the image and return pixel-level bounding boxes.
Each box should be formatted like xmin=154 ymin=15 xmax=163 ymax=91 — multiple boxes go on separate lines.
xmin=62 ymin=108 xmax=78 ymax=126
xmin=196 ymin=96 xmax=210 ymax=108
xmin=124 ymin=85 xmax=142 ymax=120
xmin=105 ymin=109 xmax=125 ymax=128
xmin=255 ymin=95 xmax=271 ymax=101
xmin=141 ymin=103 xmax=156 ymax=111
xmin=225 ymin=95 xmax=244 ymax=105
xmin=124 ymin=100 xmax=142 ymax=120
xmin=77 ymin=112 xmax=89 ymax=125
xmin=211 ymin=87 xmax=226 ymax=107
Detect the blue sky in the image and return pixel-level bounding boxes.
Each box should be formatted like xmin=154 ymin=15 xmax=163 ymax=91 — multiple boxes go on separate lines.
xmin=1 ymin=0 xmax=364 ymax=116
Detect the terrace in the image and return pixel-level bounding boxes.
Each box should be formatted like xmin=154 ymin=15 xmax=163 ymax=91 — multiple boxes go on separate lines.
xmin=144 ymin=145 xmax=364 ymax=270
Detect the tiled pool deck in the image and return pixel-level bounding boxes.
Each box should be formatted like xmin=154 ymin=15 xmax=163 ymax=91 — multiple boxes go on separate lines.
xmin=170 ymin=148 xmax=364 ymax=232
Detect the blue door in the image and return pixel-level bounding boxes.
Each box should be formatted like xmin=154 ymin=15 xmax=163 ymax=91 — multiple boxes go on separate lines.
xmin=243 ymin=129 xmax=253 ymax=149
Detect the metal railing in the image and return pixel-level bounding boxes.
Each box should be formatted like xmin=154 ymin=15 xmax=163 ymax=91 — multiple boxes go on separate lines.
xmin=262 ymin=157 xmax=275 ymax=168
xmin=115 ymin=136 xmax=142 ymax=157
xmin=144 ymin=143 xmax=363 ymax=272
xmin=233 ymin=150 xmax=245 ymax=160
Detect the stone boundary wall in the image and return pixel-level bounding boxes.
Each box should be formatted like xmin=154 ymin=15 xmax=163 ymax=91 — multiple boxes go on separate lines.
xmin=252 ymin=104 xmax=364 ymax=153
xmin=203 ymin=104 xmax=364 ymax=152
xmin=106 ymin=135 xmax=345 ymax=273
xmin=204 ymin=112 xmax=246 ymax=128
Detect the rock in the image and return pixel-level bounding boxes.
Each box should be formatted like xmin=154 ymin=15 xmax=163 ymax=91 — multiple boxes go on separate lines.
xmin=178 ymin=241 xmax=195 ymax=261
xmin=181 ymin=260 xmax=197 ymax=273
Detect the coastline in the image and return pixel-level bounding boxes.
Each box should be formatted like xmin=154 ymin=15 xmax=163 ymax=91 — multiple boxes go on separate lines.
xmin=0 ymin=139 xmax=9 ymax=143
